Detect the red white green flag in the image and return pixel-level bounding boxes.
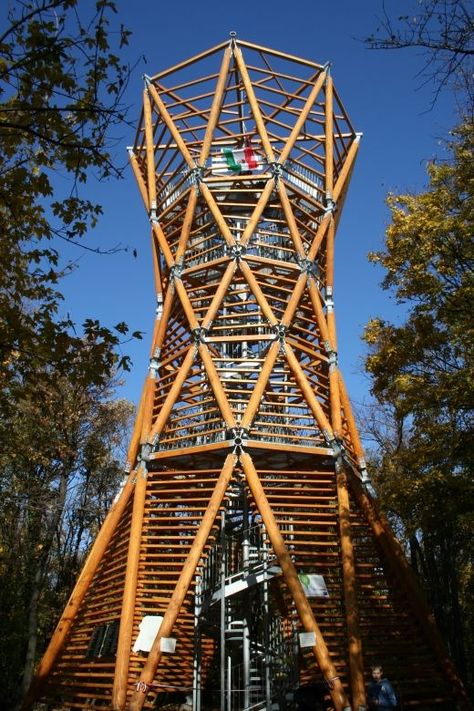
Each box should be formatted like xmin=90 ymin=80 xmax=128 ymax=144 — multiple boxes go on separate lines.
xmin=212 ymin=145 xmax=261 ymax=174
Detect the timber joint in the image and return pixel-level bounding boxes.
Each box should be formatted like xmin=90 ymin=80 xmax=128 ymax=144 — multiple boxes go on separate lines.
xmin=170 ymin=263 xmax=183 ymax=280
xmin=298 ymin=256 xmax=318 ymax=276
xmin=269 ymin=161 xmax=283 ymax=183
xmin=192 ymin=327 xmax=207 ymax=344
xmin=190 ymin=165 xmax=204 ymax=188
xmin=273 ymin=323 xmax=287 ymax=342
xmin=230 ymin=243 xmax=246 ymax=261
xmin=229 ymin=427 xmax=249 ymax=453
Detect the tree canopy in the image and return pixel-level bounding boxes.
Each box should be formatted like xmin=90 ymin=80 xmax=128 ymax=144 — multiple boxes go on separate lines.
xmin=0 ymin=2 xmax=139 ymax=705
xmin=363 ymin=120 xmax=474 ymax=684
xmin=0 ymin=0 xmax=139 ymax=411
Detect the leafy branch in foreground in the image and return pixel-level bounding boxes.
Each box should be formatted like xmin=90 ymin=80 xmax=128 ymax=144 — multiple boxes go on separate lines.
xmin=0 ymin=0 xmax=141 ymax=404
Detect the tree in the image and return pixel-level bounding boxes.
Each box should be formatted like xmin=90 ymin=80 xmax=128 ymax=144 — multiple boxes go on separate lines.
xmin=0 ymin=0 xmax=139 ymax=411
xmin=0 ymin=364 xmax=134 ymax=709
xmin=0 ymin=3 xmax=141 ymax=706
xmin=366 ymin=0 xmax=474 ymax=106
xmin=363 ymin=120 xmax=474 ymax=684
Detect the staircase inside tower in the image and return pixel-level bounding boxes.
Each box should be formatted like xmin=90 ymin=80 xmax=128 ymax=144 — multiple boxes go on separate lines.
xmin=23 ymin=36 xmax=470 ymax=711
xmin=195 ymin=487 xmax=298 ymax=711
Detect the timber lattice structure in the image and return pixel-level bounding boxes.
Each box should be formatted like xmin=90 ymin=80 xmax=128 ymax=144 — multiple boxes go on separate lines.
xmin=25 ymin=36 xmax=470 ymax=711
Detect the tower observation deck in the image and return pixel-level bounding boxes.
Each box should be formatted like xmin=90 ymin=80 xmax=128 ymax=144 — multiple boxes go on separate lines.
xmin=25 ymin=36 xmax=470 ymax=711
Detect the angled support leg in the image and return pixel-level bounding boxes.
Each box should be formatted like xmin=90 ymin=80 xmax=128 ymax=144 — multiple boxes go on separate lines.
xmin=240 ymin=452 xmax=352 ymax=711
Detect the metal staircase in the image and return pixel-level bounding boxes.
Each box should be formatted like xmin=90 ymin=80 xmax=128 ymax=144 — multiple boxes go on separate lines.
xmin=194 ymin=488 xmax=298 ymax=711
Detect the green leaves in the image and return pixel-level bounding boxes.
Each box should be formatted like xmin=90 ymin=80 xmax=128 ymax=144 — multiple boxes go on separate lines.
xmin=0 ymin=0 xmax=137 ymax=409
xmin=364 ymin=120 xmax=474 ymax=682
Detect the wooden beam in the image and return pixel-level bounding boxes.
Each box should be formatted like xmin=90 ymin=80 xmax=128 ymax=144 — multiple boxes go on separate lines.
xmin=336 ymin=469 xmax=366 ymax=710
xmin=240 ymin=452 xmax=351 ymax=711
xmin=128 ymin=454 xmax=237 ymax=711
xmin=21 ymin=469 xmax=137 ymax=710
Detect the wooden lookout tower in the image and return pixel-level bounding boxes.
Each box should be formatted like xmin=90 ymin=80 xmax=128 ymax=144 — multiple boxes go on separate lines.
xmin=25 ymin=36 xmax=470 ymax=711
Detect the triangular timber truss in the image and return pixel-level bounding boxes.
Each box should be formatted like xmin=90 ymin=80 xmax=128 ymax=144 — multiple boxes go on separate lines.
xmin=25 ymin=36 xmax=470 ymax=711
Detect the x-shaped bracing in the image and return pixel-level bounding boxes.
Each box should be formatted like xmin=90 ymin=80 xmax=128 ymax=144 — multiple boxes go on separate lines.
xmin=125 ymin=40 xmax=363 ymax=711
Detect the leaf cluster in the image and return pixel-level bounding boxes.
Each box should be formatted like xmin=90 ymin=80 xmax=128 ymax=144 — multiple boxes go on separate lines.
xmin=0 ymin=1 xmax=140 ymax=411
xmin=363 ymin=120 xmax=474 ymax=681
xmin=0 ymin=368 xmax=134 ymax=706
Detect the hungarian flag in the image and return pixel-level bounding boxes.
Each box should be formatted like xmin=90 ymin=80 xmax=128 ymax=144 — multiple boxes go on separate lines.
xmin=212 ymin=144 xmax=261 ymax=174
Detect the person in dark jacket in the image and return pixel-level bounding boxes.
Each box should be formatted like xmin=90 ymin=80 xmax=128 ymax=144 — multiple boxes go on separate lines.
xmin=367 ymin=665 xmax=397 ymax=709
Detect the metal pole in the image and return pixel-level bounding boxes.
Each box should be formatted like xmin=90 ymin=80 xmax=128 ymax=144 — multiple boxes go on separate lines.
xmin=220 ymin=512 xmax=226 ymax=711
xmin=263 ymin=543 xmax=272 ymax=711
xmin=242 ymin=493 xmax=250 ymax=710
xmin=192 ymin=574 xmax=202 ymax=711
xmin=227 ymin=654 xmax=232 ymax=711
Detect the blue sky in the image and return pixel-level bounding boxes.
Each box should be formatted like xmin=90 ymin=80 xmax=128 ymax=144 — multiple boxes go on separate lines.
xmin=58 ymin=0 xmax=457 ymax=409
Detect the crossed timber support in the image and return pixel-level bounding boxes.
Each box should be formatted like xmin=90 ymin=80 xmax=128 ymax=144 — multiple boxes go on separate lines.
xmin=24 ymin=36 xmax=471 ymax=711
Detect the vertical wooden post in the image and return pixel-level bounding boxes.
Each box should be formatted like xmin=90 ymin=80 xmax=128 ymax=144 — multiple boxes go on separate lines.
xmin=338 ymin=372 xmax=366 ymax=469
xmin=336 ymin=469 xmax=366 ymax=710
xmin=325 ymin=73 xmax=334 ymax=202
xmin=128 ymin=454 xmax=237 ymax=711
xmin=128 ymin=150 xmax=150 ymax=211
xmin=240 ymin=452 xmax=351 ymax=711
xmin=113 ymin=466 xmax=148 ymax=710
xmin=21 ymin=470 xmax=137 ymax=710
xmin=143 ymin=89 xmax=157 ymax=212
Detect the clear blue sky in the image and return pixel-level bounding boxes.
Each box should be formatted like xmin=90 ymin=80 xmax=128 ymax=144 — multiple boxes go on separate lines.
xmin=59 ymin=0 xmax=457 ymax=410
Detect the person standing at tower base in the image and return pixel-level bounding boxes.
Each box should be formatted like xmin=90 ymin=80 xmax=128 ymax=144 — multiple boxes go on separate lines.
xmin=367 ymin=664 xmax=397 ymax=709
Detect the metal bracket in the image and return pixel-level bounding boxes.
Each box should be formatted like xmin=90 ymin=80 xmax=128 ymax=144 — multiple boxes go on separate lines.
xmin=149 ymin=355 xmax=160 ymax=379
xmin=298 ymin=256 xmax=318 ymax=277
xmin=325 ymin=287 xmax=334 ymax=312
xmin=149 ymin=200 xmax=158 ymax=223
xmin=230 ymin=243 xmax=246 ymax=261
xmin=269 ymin=161 xmax=283 ymax=184
xmin=327 ymin=349 xmax=338 ymax=369
xmin=190 ymin=165 xmax=204 ymax=190
xmin=192 ymin=327 xmax=207 ymax=344
xmin=229 ymin=427 xmax=249 ymax=454
xmin=272 ymin=323 xmax=287 ymax=343
xmin=139 ymin=442 xmax=152 ymax=466
xmin=324 ymin=199 xmax=336 ymax=215
xmin=169 ymin=263 xmax=183 ymax=280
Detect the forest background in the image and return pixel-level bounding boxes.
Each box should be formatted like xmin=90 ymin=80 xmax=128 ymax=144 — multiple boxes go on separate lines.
xmin=0 ymin=0 xmax=472 ymax=708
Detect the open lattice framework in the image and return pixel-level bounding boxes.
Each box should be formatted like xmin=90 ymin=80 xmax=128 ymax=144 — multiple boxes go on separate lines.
xmin=25 ymin=36 xmax=470 ymax=711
